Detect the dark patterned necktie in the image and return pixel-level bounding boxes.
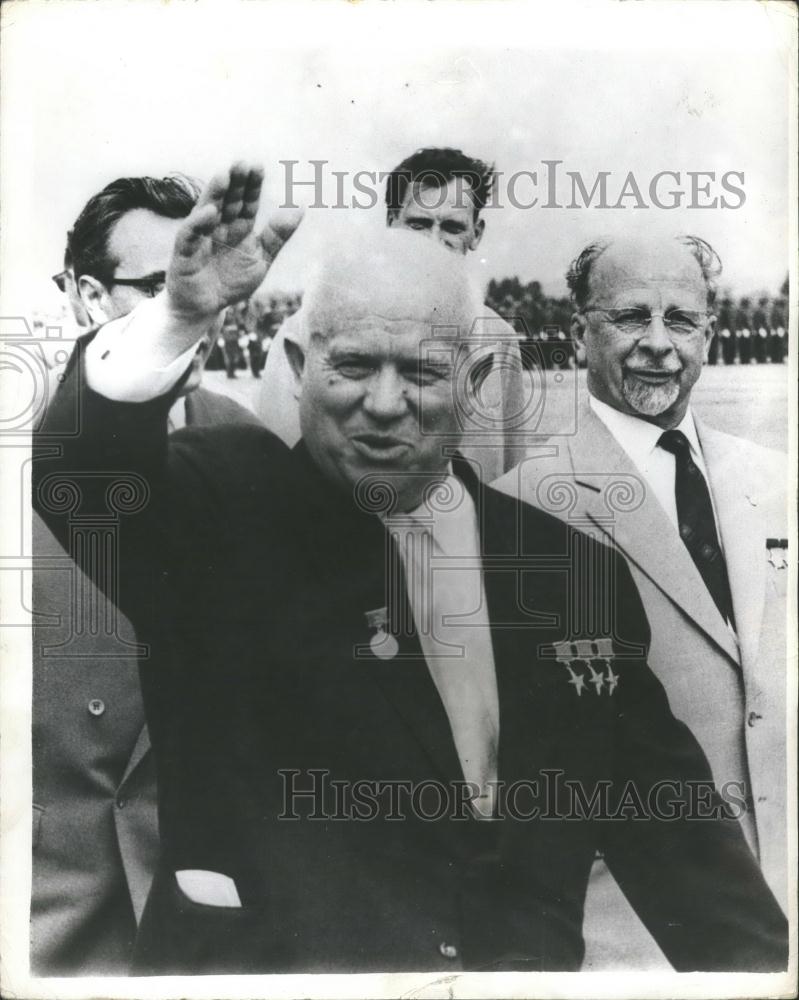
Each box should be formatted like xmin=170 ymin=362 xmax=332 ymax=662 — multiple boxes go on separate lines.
xmin=658 ymin=429 xmax=735 ymax=627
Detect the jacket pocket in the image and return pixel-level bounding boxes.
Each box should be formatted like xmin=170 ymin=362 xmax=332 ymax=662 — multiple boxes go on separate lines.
xmin=134 ymin=870 xmax=274 ymax=974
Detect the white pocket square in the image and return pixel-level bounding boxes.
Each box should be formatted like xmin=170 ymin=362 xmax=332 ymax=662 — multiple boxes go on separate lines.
xmin=175 ymin=869 xmax=242 ymax=907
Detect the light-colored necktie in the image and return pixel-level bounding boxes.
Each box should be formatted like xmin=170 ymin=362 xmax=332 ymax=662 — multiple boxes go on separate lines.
xmin=393 ymin=510 xmax=500 ymax=819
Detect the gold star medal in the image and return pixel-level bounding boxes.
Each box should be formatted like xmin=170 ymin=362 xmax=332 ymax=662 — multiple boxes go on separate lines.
xmin=555 ymin=640 xmax=586 ymax=696
xmin=595 ymin=638 xmax=619 ymax=694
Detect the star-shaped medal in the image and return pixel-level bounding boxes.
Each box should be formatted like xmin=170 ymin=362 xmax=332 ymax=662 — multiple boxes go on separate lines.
xmin=586 ymin=662 xmax=605 ymax=695
xmin=566 ymin=665 xmax=586 ymax=697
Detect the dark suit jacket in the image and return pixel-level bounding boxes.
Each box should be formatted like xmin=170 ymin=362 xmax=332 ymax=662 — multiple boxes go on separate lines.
xmin=31 ymin=379 xmax=260 ymax=975
xmin=184 ymin=385 xmax=259 ymax=427
xmin=33 ymin=340 xmax=787 ymax=975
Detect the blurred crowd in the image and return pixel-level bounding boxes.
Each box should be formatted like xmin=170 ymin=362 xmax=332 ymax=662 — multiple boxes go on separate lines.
xmin=206 ymin=293 xmax=303 ymax=378
xmin=711 ymin=290 xmax=789 ymax=366
xmin=35 ymin=278 xmax=788 ymax=378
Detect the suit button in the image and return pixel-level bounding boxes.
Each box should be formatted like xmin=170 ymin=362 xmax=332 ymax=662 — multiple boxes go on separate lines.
xmin=747 ymin=712 xmax=763 ymax=727
xmin=116 ymin=797 xmax=127 ymax=809
xmin=88 ymin=699 xmax=105 ymax=717
xmin=439 ymin=942 xmax=458 ymax=960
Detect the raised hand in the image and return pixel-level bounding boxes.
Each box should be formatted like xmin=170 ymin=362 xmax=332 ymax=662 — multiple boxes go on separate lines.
xmin=166 ymin=162 xmax=302 ymax=321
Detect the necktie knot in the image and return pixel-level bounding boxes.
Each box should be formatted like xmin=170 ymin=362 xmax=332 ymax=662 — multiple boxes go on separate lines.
xmin=658 ymin=428 xmax=691 ymax=456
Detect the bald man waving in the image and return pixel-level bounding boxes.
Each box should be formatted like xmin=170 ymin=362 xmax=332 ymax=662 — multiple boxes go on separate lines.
xmin=35 ymin=165 xmax=786 ymax=975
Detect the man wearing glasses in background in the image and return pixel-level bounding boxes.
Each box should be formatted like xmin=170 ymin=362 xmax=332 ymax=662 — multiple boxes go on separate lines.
xmin=494 ymin=234 xmax=789 ymax=968
xmin=64 ymin=175 xmax=257 ymax=430
xmin=32 ymin=175 xmax=258 ymax=974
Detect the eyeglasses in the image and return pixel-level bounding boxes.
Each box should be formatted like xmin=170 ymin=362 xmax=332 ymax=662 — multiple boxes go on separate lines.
xmin=51 ymin=270 xmax=69 ymax=293
xmin=584 ymin=307 xmax=708 ymax=336
xmin=109 ymin=271 xmax=167 ymax=298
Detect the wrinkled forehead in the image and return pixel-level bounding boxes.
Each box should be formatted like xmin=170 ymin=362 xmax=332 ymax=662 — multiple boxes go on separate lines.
xmin=590 ymin=240 xmax=708 ymax=307
xmin=308 ymin=314 xmax=462 ymax=354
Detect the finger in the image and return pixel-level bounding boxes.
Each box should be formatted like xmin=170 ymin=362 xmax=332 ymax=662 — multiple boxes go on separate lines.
xmin=239 ymin=166 xmax=265 ymax=221
xmin=173 ymin=203 xmax=218 ymax=259
xmin=258 ymin=207 xmax=305 ymax=261
xmin=196 ymin=170 xmax=233 ymax=212
xmin=219 ymin=161 xmax=251 ymax=223
xmin=222 ymin=166 xmax=265 ymax=245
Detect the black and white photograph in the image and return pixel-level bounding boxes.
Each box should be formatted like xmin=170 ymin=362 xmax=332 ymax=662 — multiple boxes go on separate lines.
xmin=0 ymin=1 xmax=796 ymax=997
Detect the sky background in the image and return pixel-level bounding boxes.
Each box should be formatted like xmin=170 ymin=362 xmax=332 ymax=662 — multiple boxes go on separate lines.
xmin=1 ymin=0 xmax=795 ymax=320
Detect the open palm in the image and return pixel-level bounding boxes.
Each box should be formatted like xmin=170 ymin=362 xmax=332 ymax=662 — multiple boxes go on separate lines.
xmin=166 ymin=163 xmax=301 ymax=320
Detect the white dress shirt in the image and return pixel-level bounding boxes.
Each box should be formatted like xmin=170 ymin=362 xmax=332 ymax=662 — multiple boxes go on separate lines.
xmin=385 ymin=475 xmax=500 ymax=818
xmin=589 ymin=395 xmax=736 ymax=639
xmin=588 ymin=395 xmax=720 ymax=534
xmin=167 ymin=397 xmax=187 ymax=432
xmin=84 ymin=296 xmax=206 ymax=402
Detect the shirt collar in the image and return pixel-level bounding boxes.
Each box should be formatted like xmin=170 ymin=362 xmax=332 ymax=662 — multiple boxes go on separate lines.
xmin=386 ymin=465 xmax=478 ymax=557
xmin=167 ymin=396 xmax=187 ymax=433
xmin=589 ymin=394 xmax=701 ymax=464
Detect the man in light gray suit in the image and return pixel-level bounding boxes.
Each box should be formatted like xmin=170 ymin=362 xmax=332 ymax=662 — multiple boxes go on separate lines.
xmin=494 ymin=234 xmax=789 ymax=968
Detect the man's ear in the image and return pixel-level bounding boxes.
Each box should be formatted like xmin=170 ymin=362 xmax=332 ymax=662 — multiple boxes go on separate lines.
xmin=468 ymin=217 xmax=485 ymax=251
xmin=283 ymin=336 xmax=306 ymax=387
xmin=702 ymin=314 xmax=717 ymax=363
xmin=77 ymin=274 xmax=112 ymax=327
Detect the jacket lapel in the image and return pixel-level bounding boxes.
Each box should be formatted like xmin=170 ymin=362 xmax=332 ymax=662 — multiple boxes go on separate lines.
xmin=566 ymin=405 xmax=739 ymax=665
xmin=698 ymin=421 xmax=765 ymax=673
xmin=362 ymin=454 xmax=561 ymax=790
xmin=119 ymin=724 xmax=151 ymax=789
xmin=364 ymin=532 xmax=467 ymax=788
xmin=462 ymin=463 xmax=566 ymax=784
xmin=367 ymin=637 xmax=469 ymax=789
xmin=291 ymin=442 xmax=467 ymax=789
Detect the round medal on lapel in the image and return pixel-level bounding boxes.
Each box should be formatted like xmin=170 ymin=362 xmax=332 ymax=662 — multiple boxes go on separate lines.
xmin=370 ymin=629 xmax=399 ymax=660
xmin=365 ymin=606 xmax=399 ymax=660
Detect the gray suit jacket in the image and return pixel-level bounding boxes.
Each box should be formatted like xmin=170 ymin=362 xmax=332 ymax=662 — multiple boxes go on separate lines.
xmin=31 ymin=384 xmax=260 ymax=974
xmin=494 ymin=401 xmax=789 ymax=967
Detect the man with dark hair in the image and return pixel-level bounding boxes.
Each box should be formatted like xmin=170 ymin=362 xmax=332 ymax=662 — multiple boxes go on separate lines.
xmin=255 ymin=148 xmax=525 ymax=480
xmin=35 ymin=166 xmax=787 ymax=974
xmin=33 ymin=174 xmax=259 ymax=974
xmin=384 ymin=146 xmax=494 ymax=252
xmin=65 ymin=173 xmax=257 ymax=429
xmin=69 ymin=175 xmax=200 ymax=318
xmin=495 ymin=234 xmax=788 ymax=968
